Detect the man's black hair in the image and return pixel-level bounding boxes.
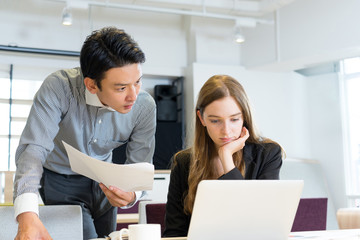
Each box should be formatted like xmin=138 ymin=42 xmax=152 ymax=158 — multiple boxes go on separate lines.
xmin=80 ymin=27 xmax=145 ymax=89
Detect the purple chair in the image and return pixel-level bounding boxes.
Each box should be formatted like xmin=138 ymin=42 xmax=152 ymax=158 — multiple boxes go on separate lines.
xmin=145 ymin=203 xmax=167 ymax=235
xmin=291 ymin=198 xmax=328 ymax=231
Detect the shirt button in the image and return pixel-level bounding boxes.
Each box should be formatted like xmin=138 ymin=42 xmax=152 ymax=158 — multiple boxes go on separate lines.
xmin=98 ymin=119 xmax=102 ymax=124
xmin=93 ymin=139 xmax=97 ymax=143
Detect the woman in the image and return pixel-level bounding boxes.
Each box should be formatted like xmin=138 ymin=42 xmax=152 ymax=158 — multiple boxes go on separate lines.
xmin=163 ymin=75 xmax=284 ymax=237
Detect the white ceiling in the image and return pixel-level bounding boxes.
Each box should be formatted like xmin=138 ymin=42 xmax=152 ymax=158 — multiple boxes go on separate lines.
xmin=49 ymin=0 xmax=298 ymax=26
xmin=88 ymin=0 xmax=297 ymax=17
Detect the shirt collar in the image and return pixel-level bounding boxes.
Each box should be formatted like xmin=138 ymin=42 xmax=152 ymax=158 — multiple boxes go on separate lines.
xmin=85 ymin=88 xmax=115 ymax=111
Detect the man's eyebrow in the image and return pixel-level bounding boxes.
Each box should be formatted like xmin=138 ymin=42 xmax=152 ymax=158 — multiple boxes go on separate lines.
xmin=207 ymin=112 xmax=242 ymax=118
xmin=114 ymin=76 xmax=143 ymax=86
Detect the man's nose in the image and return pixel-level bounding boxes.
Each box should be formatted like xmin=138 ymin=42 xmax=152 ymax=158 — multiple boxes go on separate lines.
xmin=127 ymin=85 xmax=137 ymax=101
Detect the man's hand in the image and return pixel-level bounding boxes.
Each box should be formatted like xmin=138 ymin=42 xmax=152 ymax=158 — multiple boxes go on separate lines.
xmin=99 ymin=183 xmax=136 ymax=207
xmin=15 ymin=212 xmax=52 ymax=240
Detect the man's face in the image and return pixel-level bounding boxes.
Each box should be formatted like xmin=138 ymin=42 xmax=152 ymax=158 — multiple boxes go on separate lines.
xmin=95 ymin=64 xmax=142 ymax=113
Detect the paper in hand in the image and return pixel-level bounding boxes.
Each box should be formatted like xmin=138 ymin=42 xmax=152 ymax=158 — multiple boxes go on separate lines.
xmin=63 ymin=141 xmax=154 ymax=192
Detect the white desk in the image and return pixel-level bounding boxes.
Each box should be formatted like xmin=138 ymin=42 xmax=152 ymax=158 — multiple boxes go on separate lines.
xmin=289 ymin=229 xmax=360 ymax=239
xmin=161 ymin=229 xmax=360 ymax=240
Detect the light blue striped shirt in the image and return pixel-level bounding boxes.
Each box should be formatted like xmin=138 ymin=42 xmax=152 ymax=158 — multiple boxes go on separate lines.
xmin=13 ymin=67 xmax=156 ymax=216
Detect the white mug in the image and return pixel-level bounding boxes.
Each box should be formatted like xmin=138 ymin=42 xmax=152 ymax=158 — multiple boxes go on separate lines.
xmin=115 ymin=224 xmax=161 ymax=240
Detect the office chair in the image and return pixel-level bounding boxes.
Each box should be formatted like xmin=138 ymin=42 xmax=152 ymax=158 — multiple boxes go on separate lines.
xmin=0 ymin=205 xmax=83 ymax=240
xmin=145 ymin=203 xmax=166 ymax=235
xmin=337 ymin=207 xmax=360 ymax=229
xmin=291 ymin=198 xmax=328 ymax=231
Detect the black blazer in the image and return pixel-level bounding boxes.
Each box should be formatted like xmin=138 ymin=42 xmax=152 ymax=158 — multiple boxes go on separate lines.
xmin=163 ymin=142 xmax=283 ymax=237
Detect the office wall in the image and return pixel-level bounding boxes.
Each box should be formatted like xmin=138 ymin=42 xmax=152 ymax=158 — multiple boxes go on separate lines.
xmin=242 ymin=0 xmax=360 ymax=71
xmin=306 ymin=72 xmax=347 ymax=212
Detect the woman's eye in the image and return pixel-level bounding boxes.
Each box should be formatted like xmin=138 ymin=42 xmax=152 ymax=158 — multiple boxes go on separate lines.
xmin=231 ymin=118 xmax=240 ymax=122
xmin=210 ymin=120 xmax=219 ymax=123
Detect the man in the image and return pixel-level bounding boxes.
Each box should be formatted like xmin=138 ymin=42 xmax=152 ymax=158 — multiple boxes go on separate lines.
xmin=13 ymin=27 xmax=156 ymax=240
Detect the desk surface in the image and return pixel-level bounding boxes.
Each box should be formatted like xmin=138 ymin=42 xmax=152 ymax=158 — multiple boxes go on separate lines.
xmin=161 ymin=229 xmax=360 ymax=240
xmin=289 ymin=229 xmax=360 ymax=239
xmin=116 ymin=213 xmax=139 ymax=224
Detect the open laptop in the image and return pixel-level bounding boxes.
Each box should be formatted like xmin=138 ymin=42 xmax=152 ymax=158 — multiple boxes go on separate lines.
xmin=187 ymin=180 xmax=304 ymax=240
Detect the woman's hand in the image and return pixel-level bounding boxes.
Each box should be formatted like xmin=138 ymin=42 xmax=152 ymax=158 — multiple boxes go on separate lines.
xmin=99 ymin=183 xmax=136 ymax=207
xmin=218 ymin=127 xmax=250 ymax=173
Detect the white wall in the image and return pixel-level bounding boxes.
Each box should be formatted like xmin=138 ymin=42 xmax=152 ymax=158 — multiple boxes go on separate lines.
xmin=243 ymin=0 xmax=360 ymax=71
xmin=306 ymin=72 xmax=347 ymax=211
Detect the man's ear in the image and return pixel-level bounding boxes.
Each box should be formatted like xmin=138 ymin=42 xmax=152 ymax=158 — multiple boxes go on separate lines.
xmin=84 ymin=77 xmax=98 ymax=94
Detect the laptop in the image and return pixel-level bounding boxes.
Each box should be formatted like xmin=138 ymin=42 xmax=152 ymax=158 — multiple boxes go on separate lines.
xmin=187 ymin=180 xmax=304 ymax=240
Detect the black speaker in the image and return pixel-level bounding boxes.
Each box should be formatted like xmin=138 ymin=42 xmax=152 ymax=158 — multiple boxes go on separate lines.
xmin=112 ymin=122 xmax=183 ymax=169
xmin=154 ymin=85 xmax=177 ymax=122
xmin=153 ymin=122 xmax=183 ymax=169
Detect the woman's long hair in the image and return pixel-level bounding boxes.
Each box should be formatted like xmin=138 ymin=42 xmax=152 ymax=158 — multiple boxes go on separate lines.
xmin=183 ymin=75 xmax=272 ymax=214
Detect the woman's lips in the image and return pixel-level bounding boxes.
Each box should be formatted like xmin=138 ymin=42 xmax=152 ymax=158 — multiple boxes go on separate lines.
xmin=220 ymin=138 xmax=234 ymax=143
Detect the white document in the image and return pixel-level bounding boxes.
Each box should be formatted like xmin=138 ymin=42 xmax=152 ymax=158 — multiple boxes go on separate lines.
xmin=63 ymin=141 xmax=154 ymax=192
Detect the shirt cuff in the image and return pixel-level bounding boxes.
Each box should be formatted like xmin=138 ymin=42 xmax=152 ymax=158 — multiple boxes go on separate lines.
xmin=120 ymin=191 xmax=142 ymax=209
xmin=14 ymin=193 xmax=39 ymax=220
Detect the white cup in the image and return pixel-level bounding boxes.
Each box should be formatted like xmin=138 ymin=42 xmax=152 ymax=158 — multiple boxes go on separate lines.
xmin=115 ymin=224 xmax=161 ymax=240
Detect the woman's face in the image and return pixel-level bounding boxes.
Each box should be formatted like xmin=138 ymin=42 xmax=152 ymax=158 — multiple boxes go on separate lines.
xmin=197 ymin=96 xmax=244 ymax=149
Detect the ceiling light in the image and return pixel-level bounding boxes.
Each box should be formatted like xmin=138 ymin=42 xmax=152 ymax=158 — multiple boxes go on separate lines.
xmin=234 ymin=27 xmax=245 ymax=43
xmin=62 ymin=6 xmax=72 ymax=26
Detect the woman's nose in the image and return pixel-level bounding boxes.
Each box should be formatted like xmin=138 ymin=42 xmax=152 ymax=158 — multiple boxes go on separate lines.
xmin=222 ymin=122 xmax=231 ymax=134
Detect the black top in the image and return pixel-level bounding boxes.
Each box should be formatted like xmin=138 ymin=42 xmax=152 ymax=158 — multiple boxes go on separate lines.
xmin=163 ymin=142 xmax=283 ymax=237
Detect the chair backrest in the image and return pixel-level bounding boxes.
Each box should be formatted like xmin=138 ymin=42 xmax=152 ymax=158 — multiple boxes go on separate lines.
xmin=138 ymin=200 xmax=165 ymax=224
xmin=145 ymin=203 xmax=166 ymax=235
xmin=337 ymin=208 xmax=360 ymax=229
xmin=0 ymin=171 xmax=15 ymax=203
xmin=291 ymin=198 xmax=328 ymax=231
xmin=0 ymin=205 xmax=83 ymax=240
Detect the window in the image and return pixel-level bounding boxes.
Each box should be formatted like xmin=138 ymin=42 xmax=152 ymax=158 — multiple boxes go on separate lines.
xmin=340 ymin=57 xmax=360 ymax=206
xmin=0 ymin=73 xmax=42 ymax=171
xmin=0 ymin=49 xmax=80 ymax=172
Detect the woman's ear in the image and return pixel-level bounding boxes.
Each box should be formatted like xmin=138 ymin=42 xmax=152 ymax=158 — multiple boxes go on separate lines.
xmin=197 ymin=110 xmax=206 ymax=127
xmin=84 ymin=77 xmax=98 ymax=94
